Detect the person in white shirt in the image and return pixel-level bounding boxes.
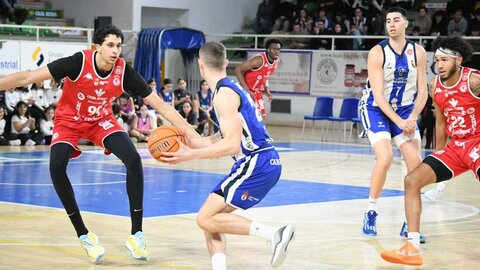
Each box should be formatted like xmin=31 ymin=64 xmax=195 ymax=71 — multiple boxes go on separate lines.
xmin=46 ymin=79 xmax=63 ymax=107
xmin=4 ymin=88 xmax=20 ymax=113
xmin=10 ymin=101 xmax=38 ymax=146
xmin=0 ymin=107 xmax=21 ymax=146
xmin=40 ymin=106 xmax=54 ymax=145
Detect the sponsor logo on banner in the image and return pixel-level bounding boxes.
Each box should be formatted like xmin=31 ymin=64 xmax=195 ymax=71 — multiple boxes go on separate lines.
xmin=316 ymin=58 xmax=337 ymax=85
xmin=32 ymin=47 xmax=45 ymax=66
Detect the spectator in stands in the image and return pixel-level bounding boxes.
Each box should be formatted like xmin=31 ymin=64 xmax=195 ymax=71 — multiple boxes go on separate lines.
xmin=159 ymin=78 xmax=174 ymax=107
xmin=173 ymin=78 xmax=193 ymax=111
xmin=0 ymin=106 xmax=20 ymax=145
xmin=353 ymin=0 xmax=383 ymax=19
xmin=430 ymin=10 xmax=448 ymax=36
xmin=293 ymin=8 xmax=313 ymax=34
xmin=446 ymin=0 xmax=475 ymax=20
xmin=350 ymin=7 xmax=368 ymax=50
xmin=470 ymin=8 xmax=480 ymax=36
xmin=288 ymin=22 xmax=310 ymax=49
xmin=272 ymin=0 xmax=296 ymax=33
xmin=333 ymin=22 xmax=350 ymax=50
xmin=371 ymin=9 xmax=386 ymax=36
xmin=46 ymin=79 xmax=63 ymax=108
xmin=317 ymin=0 xmax=336 ymax=15
xmin=315 ymin=8 xmax=333 ymax=30
xmin=311 ymin=20 xmax=333 ymax=50
xmin=179 ymin=100 xmax=198 ymax=132
xmin=31 ymin=81 xmax=50 ymax=111
xmin=334 ymin=12 xmax=350 ymax=33
xmin=447 ymin=9 xmax=468 ymax=36
xmin=412 ymin=7 xmax=431 ymax=36
xmin=40 ymin=106 xmax=54 ymax=145
xmin=253 ymin=0 xmax=276 ymax=34
xmin=195 ymin=80 xmax=216 ymax=136
xmin=129 ymin=104 xmax=154 ymax=142
xmin=10 ymin=101 xmax=42 ymax=146
xmin=0 ymin=0 xmax=17 ymax=22
xmin=117 ymin=93 xmax=136 ymax=125
xmin=4 ymin=88 xmax=19 ymax=114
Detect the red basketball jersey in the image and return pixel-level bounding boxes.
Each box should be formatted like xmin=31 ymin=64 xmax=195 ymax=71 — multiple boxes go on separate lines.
xmin=55 ymin=50 xmax=125 ymax=122
xmin=433 ymin=67 xmax=480 ymax=139
xmin=244 ymin=52 xmax=278 ymax=91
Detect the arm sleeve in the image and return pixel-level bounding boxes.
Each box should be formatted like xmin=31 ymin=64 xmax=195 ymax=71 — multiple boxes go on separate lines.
xmin=47 ymin=52 xmax=83 ymax=82
xmin=123 ymin=64 xmax=153 ymax=98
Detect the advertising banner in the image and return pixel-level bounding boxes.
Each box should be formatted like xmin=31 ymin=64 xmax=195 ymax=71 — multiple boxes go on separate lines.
xmin=0 ymin=41 xmax=21 ymax=76
xmin=20 ymin=41 xmax=87 ymax=71
xmin=247 ymin=50 xmax=312 ymax=94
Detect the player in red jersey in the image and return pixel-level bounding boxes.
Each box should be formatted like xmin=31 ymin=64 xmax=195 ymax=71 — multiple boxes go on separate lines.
xmin=235 ymin=39 xmax=281 ymax=117
xmin=0 ymin=25 xmax=199 ymax=263
xmin=381 ymin=36 xmax=480 ymax=266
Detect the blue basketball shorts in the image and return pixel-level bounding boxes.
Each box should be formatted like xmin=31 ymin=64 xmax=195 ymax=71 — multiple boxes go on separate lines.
xmin=360 ymin=104 xmax=420 ymax=147
xmin=212 ymin=148 xmax=281 ymax=210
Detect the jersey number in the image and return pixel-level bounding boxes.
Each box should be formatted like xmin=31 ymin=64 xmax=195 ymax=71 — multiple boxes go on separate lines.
xmin=450 ymin=116 xmax=466 ymax=129
xmin=87 ymin=105 xmax=102 ymax=116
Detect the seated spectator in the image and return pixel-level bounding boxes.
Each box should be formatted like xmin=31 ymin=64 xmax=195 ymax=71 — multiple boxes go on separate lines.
xmin=350 ymin=7 xmax=368 ymax=50
xmin=31 ymin=81 xmax=50 ymax=111
xmin=448 ymin=9 xmax=468 ymax=36
xmin=144 ymin=78 xmax=159 ymax=120
xmin=0 ymin=0 xmax=27 ymax=24
xmin=158 ymin=78 xmax=174 ymax=126
xmin=315 ymin=8 xmax=333 ymax=30
xmin=129 ymin=104 xmax=154 ymax=142
xmin=0 ymin=107 xmax=20 ymax=145
xmin=293 ymin=8 xmax=313 ymax=34
xmin=117 ymin=93 xmax=136 ymax=124
xmin=272 ymin=0 xmax=295 ymax=32
xmin=413 ymin=6 xmax=431 ymax=35
xmin=179 ymin=100 xmax=198 ymax=132
xmin=112 ymin=103 xmax=129 ymax=132
xmin=333 ymin=22 xmax=350 ymax=50
xmin=173 ymin=78 xmax=193 ymax=111
xmin=333 ymin=13 xmax=350 ymax=33
xmin=4 ymin=88 xmax=19 ymax=114
xmin=310 ymin=20 xmax=333 ymax=50
xmin=46 ymin=79 xmax=63 ymax=108
xmin=253 ymin=0 xmax=276 ymax=34
xmin=195 ymin=80 xmax=216 ymax=136
xmin=39 ymin=106 xmax=54 ymax=145
xmin=10 ymin=101 xmax=43 ymax=145
xmin=471 ymin=8 xmax=480 ymax=36
xmin=430 ymin=10 xmax=448 ymax=36
xmin=288 ymin=22 xmax=310 ymax=49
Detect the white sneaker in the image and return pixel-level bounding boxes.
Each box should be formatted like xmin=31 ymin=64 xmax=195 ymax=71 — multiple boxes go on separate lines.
xmin=25 ymin=139 xmax=36 ymax=146
xmin=271 ymin=225 xmax=295 ymax=268
xmin=9 ymin=139 xmax=21 ymax=146
xmin=424 ymin=182 xmax=446 ymax=201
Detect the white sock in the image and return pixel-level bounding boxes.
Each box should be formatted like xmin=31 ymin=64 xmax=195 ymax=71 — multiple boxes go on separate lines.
xmin=249 ymin=221 xmax=276 ymax=241
xmin=211 ymin=252 xmax=226 ymax=270
xmin=407 ymin=232 xmax=421 ymax=249
xmin=367 ymin=196 xmax=378 ymax=212
xmin=437 ymin=181 xmax=447 ymax=191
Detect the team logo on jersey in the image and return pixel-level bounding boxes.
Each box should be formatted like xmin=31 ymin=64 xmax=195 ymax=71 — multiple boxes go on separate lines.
xmin=448 ymin=98 xmax=458 ymax=108
xmin=52 ymin=132 xmax=59 ymax=140
xmin=467 ymin=107 xmax=475 ymax=114
xmin=84 ymin=73 xmax=93 ymax=80
xmin=257 ymin=75 xmax=262 ymax=80
xmin=78 ymin=93 xmax=85 ymax=100
xmin=435 ymin=87 xmax=442 ymax=94
xmin=114 ymin=66 xmax=122 ymax=75
xmin=113 ymin=77 xmax=121 ymax=86
xmin=317 ymin=58 xmax=337 ymax=85
xmin=95 ymin=89 xmax=105 ymax=97
xmin=407 ymin=49 xmax=413 ymax=55
xmin=462 ymin=73 xmax=469 ymax=81
xmin=241 ymin=191 xmax=249 ymax=201
xmin=469 ymin=147 xmax=480 ymax=162
xmin=460 ymin=83 xmax=467 ymax=93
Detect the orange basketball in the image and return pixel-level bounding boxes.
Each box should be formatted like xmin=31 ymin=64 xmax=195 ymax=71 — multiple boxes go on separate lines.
xmin=147 ymin=126 xmax=186 ymax=159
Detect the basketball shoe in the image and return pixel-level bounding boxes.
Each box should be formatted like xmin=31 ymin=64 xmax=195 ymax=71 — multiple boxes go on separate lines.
xmin=271 ymin=225 xmax=295 ymax=268
xmin=362 ymin=210 xmax=377 ymax=236
xmin=424 ymin=183 xmax=445 ymax=201
xmin=380 ymin=241 xmax=423 ymax=266
xmin=79 ymin=232 xmax=105 ymax=263
xmin=399 ymin=222 xmax=426 ymax=243
xmin=126 ymin=231 xmax=149 ymax=261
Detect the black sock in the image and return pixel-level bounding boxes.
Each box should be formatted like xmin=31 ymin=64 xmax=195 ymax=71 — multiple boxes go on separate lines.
xmin=68 ymin=211 xmax=88 ymax=237
xmin=130 ymin=209 xmax=143 ymax=234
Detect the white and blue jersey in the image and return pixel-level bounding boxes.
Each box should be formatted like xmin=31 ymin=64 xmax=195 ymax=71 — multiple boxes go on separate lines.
xmin=160 ymin=90 xmax=173 ymax=103
xmin=360 ymin=39 xmax=421 ymax=146
xmin=363 ymin=39 xmax=418 ymax=109
xmin=211 ymin=77 xmax=281 ymax=209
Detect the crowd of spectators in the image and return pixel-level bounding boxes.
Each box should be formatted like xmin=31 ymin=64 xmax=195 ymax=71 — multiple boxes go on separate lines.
xmin=252 ymin=0 xmax=480 ymax=50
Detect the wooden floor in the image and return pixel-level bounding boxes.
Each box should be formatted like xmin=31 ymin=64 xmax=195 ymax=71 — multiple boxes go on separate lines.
xmin=1 ymin=126 xmax=479 ymax=270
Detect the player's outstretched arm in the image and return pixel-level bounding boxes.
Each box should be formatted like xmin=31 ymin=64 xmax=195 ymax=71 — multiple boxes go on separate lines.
xmin=0 ymin=67 xmax=52 ymax=91
xmin=160 ymin=87 xmax=242 ymax=164
xmin=409 ymin=44 xmax=428 ymax=121
xmin=143 ymin=92 xmax=201 ymax=140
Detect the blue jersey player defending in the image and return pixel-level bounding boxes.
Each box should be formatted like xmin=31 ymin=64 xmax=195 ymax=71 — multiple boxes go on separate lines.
xmin=160 ymin=42 xmax=295 ymax=269
xmin=359 ymin=7 xmax=428 ymax=237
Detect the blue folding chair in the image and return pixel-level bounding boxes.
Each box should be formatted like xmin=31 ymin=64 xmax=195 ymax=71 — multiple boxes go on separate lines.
xmin=302 ymin=96 xmax=334 ymax=139
xmin=327 ymin=98 xmax=360 ymax=141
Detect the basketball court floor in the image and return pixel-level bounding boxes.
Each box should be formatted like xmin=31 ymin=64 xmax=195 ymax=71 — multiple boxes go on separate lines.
xmin=1 ymin=126 xmax=479 ymax=269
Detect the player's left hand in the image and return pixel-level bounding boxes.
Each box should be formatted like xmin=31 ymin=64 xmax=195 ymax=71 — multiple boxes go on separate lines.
xmin=266 ymin=92 xmax=273 ymax=102
xmin=158 ymin=138 xmax=193 ymax=164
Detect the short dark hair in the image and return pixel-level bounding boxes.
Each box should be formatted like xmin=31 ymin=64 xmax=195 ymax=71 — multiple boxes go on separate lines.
xmin=432 ymin=36 xmax=473 ymax=63
xmin=147 ymin=78 xmax=156 ymax=85
xmin=386 ymin=7 xmax=407 ymax=19
xmin=199 ymin=42 xmax=226 ymax=71
xmin=93 ymin=25 xmax=124 ymax=45
xmin=265 ymin=38 xmax=282 ymax=49
xmin=163 ymin=78 xmax=172 ymax=85
xmin=112 ymin=103 xmax=121 ymax=115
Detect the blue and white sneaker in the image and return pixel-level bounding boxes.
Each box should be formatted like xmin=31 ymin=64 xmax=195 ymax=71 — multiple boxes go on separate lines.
xmin=362 ymin=210 xmax=377 ymax=236
xmin=399 ymin=221 xmax=426 ymax=244
xmin=126 ymin=231 xmax=149 ymax=260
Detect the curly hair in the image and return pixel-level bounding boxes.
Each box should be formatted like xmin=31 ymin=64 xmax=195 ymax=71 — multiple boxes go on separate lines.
xmin=432 ymin=36 xmax=473 ymax=63
xmin=93 ymin=25 xmax=124 ymax=45
xmin=265 ymin=38 xmax=282 ymax=50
